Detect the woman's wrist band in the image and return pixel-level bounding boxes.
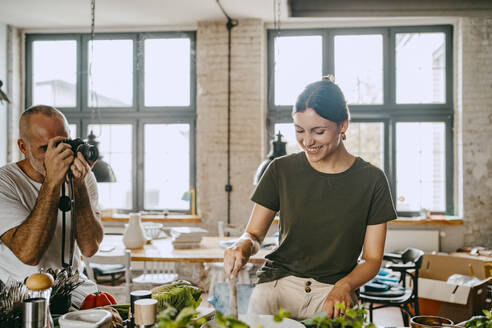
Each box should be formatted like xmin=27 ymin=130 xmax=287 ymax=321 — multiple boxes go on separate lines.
xmin=239 ymin=232 xmax=261 ymax=255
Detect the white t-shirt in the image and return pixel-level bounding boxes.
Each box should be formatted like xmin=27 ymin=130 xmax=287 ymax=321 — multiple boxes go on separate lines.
xmin=0 ymin=162 xmax=101 ymax=283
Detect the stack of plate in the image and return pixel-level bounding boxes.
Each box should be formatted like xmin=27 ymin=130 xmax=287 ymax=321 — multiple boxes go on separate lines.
xmin=170 ymin=227 xmax=208 ymax=249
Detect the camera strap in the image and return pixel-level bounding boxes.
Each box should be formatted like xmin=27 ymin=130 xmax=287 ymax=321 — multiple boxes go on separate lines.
xmin=59 ymin=171 xmax=75 ymax=269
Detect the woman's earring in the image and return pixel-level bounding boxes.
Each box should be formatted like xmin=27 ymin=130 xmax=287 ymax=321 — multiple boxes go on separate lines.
xmin=341 ymin=132 xmax=346 ymax=140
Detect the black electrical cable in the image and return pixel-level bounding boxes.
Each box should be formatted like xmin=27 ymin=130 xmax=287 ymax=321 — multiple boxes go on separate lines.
xmin=217 ymin=0 xmax=238 ymax=225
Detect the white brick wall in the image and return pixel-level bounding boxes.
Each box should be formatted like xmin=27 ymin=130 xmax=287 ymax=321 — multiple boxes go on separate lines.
xmin=196 ymin=19 xmax=266 ymax=233
xmin=457 ymin=17 xmax=492 ymax=247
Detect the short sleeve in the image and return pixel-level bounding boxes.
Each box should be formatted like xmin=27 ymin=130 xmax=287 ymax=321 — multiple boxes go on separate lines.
xmin=250 ymin=159 xmax=280 ymax=212
xmin=85 ymin=172 xmax=101 ymax=218
xmin=367 ymin=170 xmax=397 ymax=225
xmin=0 ymin=176 xmax=30 ymax=237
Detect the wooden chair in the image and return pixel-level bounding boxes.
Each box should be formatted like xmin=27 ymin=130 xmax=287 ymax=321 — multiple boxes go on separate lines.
xmin=83 ymin=250 xmax=132 ymax=303
xmin=132 ymin=261 xmax=178 ymax=287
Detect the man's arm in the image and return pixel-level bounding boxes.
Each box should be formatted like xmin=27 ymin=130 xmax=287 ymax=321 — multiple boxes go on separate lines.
xmin=1 ymin=182 xmax=61 ymax=265
xmin=1 ymin=137 xmax=74 ymax=265
xmin=71 ymin=152 xmax=103 ymax=258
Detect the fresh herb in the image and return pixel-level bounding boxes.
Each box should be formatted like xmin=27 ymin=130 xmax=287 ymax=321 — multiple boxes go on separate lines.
xmin=302 ymin=303 xmax=375 ymax=328
xmin=464 ymin=309 xmax=492 ymax=328
xmin=155 ymin=302 xmax=371 ymax=328
xmin=155 ymin=306 xmax=206 ymax=328
xmin=152 ymin=280 xmax=203 ymax=313
xmin=155 ymin=306 xmax=289 ymax=328
xmin=273 ymin=307 xmax=290 ymax=322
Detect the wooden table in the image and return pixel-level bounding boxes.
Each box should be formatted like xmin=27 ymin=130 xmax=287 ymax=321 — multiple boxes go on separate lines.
xmin=101 ymin=213 xmax=201 ymax=223
xmin=98 ymin=235 xmax=273 ymax=263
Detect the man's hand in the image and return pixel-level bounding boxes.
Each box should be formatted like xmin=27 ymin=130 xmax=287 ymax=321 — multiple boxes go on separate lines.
xmin=44 ymin=137 xmax=74 ymax=187
xmin=322 ymin=281 xmax=353 ymax=318
xmin=71 ymin=152 xmax=91 ymax=183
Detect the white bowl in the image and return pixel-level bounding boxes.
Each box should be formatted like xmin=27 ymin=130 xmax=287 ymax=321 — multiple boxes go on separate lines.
xmin=203 ymin=314 xmax=303 ymax=328
xmin=59 ymin=309 xmax=112 ymax=328
xmin=143 ymin=222 xmax=163 ymax=239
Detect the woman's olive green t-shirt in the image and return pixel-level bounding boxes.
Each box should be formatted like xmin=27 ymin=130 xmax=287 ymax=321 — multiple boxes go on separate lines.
xmin=252 ymin=152 xmax=397 ymax=285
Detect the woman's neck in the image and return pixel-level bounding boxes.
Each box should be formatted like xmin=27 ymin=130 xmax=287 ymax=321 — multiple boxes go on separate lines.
xmin=307 ymin=143 xmax=355 ymax=174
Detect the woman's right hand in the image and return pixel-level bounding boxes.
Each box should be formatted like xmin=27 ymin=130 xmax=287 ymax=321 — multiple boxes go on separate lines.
xmin=224 ymin=238 xmax=254 ymax=279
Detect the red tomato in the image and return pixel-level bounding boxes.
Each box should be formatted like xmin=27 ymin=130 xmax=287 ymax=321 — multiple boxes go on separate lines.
xmin=80 ymin=291 xmax=117 ymax=309
xmin=80 ymin=293 xmax=97 ymax=310
xmin=105 ymin=293 xmax=117 ymax=305
xmin=95 ymin=293 xmax=112 ymax=308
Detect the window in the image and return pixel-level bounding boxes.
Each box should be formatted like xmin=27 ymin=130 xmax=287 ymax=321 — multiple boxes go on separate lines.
xmin=26 ymin=32 xmax=196 ymax=213
xmin=32 ymin=40 xmax=77 ymax=107
xmin=268 ymin=25 xmax=453 ymax=215
xmin=88 ymin=40 xmax=133 ymax=107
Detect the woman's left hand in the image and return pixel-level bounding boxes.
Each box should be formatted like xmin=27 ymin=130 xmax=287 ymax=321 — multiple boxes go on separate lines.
xmin=322 ymin=281 xmax=353 ymax=318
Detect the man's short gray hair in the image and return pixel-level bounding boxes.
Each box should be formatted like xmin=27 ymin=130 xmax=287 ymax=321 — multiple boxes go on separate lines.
xmin=19 ymin=105 xmax=69 ymax=141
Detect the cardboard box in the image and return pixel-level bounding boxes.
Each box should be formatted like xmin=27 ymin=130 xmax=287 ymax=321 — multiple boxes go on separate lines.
xmin=418 ymin=254 xmax=491 ymax=323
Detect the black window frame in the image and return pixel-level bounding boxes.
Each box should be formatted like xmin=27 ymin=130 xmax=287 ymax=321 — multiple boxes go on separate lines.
xmin=267 ymin=25 xmax=454 ymax=216
xmin=25 ymin=31 xmax=197 ymax=213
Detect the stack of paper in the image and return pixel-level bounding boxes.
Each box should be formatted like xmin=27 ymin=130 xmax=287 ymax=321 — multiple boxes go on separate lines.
xmin=171 ymin=227 xmax=208 ymax=249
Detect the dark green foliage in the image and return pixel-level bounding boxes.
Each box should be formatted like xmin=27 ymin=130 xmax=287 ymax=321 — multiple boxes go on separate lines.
xmin=152 ymin=281 xmax=203 ymax=313
xmin=464 ymin=309 xmax=492 ymax=328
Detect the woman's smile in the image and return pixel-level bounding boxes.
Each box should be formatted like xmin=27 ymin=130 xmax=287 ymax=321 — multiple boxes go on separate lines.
xmin=305 ymin=145 xmax=324 ymax=154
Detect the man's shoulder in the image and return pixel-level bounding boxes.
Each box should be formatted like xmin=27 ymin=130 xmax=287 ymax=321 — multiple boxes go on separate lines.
xmin=0 ymin=163 xmax=22 ymax=185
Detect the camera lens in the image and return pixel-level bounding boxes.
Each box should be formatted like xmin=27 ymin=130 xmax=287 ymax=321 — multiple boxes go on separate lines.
xmin=77 ymin=144 xmax=99 ymax=163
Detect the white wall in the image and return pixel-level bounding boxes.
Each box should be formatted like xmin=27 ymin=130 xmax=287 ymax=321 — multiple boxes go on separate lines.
xmin=0 ymin=23 xmax=7 ymax=165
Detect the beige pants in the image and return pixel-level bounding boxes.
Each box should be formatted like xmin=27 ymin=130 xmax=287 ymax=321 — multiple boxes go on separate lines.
xmin=248 ymin=275 xmax=357 ymax=321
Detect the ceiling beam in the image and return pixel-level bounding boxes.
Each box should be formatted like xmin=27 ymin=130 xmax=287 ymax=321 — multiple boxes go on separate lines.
xmin=288 ymin=0 xmax=492 ymax=17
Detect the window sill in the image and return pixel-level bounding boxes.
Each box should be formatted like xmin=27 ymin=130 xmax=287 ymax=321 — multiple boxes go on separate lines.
xmin=389 ymin=216 xmax=463 ymax=226
xmin=101 ymin=213 xmax=201 ymax=223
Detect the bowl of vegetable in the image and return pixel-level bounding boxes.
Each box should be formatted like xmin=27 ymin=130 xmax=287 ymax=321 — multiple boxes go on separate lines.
xmin=411 ymin=315 xmax=454 ymax=328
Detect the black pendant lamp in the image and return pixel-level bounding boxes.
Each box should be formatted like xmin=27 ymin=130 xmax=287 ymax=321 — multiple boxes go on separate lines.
xmin=87 ymin=130 xmax=116 ymax=182
xmin=254 ymin=132 xmax=287 ymax=185
xmin=0 ymin=80 xmax=10 ymax=104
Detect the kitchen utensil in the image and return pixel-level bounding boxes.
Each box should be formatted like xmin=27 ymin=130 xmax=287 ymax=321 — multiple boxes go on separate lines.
xmin=130 ymin=290 xmax=152 ymax=327
xmin=134 ymin=298 xmax=157 ymax=327
xmin=22 ymin=297 xmax=46 ymax=328
xmin=228 ymin=276 xmax=238 ymax=319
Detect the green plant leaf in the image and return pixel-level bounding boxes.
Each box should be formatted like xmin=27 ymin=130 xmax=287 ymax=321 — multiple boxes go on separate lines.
xmin=335 ymin=302 xmax=346 ymax=310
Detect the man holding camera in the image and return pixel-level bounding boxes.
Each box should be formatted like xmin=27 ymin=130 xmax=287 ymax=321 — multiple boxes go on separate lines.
xmin=0 ymin=105 xmax=103 ymax=297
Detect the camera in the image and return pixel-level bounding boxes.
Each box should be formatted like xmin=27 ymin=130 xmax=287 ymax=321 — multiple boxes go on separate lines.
xmin=57 ymin=138 xmax=99 ymax=164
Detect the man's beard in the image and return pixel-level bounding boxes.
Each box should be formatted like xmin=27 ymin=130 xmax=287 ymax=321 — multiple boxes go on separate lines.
xmin=27 ymin=150 xmax=46 ymax=177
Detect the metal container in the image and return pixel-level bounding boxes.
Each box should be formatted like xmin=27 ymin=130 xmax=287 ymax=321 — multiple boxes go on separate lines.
xmin=129 ymin=290 xmax=152 ymax=328
xmin=22 ymin=297 xmax=46 ymax=328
